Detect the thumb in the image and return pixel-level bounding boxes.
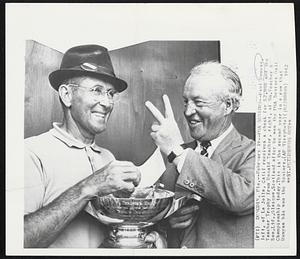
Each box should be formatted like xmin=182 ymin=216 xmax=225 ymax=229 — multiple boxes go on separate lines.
xmin=144 ymin=231 xmax=167 ymax=248
xmin=144 ymin=231 xmax=159 ymax=243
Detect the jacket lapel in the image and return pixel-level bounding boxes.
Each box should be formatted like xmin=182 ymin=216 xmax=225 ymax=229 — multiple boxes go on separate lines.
xmin=160 ymin=127 xmax=242 ymax=191
xmin=211 ymin=127 xmax=242 ymax=162
xmin=182 ymin=127 xmax=242 ymax=160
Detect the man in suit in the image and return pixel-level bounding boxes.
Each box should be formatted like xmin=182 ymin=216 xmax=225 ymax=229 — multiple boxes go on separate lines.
xmin=145 ymin=61 xmax=255 ymax=248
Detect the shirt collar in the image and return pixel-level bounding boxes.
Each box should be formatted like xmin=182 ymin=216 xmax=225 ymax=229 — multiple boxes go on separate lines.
xmin=50 ymin=122 xmax=102 ymax=152
xmin=196 ymin=123 xmax=234 ymax=156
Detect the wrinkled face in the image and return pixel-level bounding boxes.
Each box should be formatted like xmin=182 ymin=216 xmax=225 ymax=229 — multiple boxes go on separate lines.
xmin=69 ymin=77 xmax=115 ymax=137
xmin=183 ymin=74 xmax=230 ymax=141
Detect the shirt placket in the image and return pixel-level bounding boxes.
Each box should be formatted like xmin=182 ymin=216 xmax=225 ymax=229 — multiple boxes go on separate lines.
xmin=85 ymin=146 xmax=97 ymax=173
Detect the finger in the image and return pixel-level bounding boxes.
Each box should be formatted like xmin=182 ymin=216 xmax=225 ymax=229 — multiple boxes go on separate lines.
xmin=144 ymin=231 xmax=167 ymax=248
xmin=121 ymin=167 xmax=141 ymax=184
xmin=95 ymin=211 xmax=124 ymax=224
xmin=111 ymin=160 xmax=135 ymax=167
xmin=121 ymin=172 xmax=141 ymax=186
xmin=111 ymin=164 xmax=140 ymax=173
xmin=151 ymin=124 xmax=160 ymax=132
xmin=120 ymin=165 xmax=140 ymax=172
xmin=162 ymin=94 xmax=175 ymax=119
xmin=134 ymin=170 xmax=141 ymax=186
xmin=145 ymin=101 xmax=165 ymax=124
xmin=144 ymin=231 xmax=159 ymax=243
xmin=176 ymin=205 xmax=200 ymax=216
xmin=113 ymin=189 xmax=133 ymax=198
xmin=171 ymin=218 xmax=193 ymax=229
xmin=121 ymin=182 xmax=135 ymax=193
xmin=121 ymin=172 xmax=139 ymax=180
xmin=94 ymin=161 xmax=113 ymax=174
xmin=169 ymin=213 xmax=194 ymax=225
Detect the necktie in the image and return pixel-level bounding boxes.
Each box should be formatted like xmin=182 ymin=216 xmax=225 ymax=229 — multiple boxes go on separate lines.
xmin=200 ymin=141 xmax=211 ymax=157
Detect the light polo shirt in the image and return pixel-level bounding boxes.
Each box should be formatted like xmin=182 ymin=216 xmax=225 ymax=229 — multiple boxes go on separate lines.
xmin=176 ymin=124 xmax=234 ymax=172
xmin=24 ymin=122 xmax=115 ymax=248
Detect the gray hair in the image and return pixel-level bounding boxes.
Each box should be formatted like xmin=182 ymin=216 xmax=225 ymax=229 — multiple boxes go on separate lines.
xmin=189 ymin=61 xmax=242 ymax=111
xmin=58 ymin=76 xmax=88 ymax=109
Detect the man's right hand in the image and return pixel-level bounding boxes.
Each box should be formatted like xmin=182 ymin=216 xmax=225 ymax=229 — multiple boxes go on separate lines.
xmin=168 ymin=204 xmax=200 ymax=229
xmin=24 ymin=160 xmax=140 ymax=248
xmin=81 ymin=160 xmax=141 ymax=198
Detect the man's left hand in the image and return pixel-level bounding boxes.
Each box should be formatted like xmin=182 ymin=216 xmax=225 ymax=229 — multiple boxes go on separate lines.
xmin=168 ymin=204 xmax=199 ymax=229
xmin=144 ymin=231 xmax=167 ymax=248
xmin=145 ymin=95 xmax=184 ymax=155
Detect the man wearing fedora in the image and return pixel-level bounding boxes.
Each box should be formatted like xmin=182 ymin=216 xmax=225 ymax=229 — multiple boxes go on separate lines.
xmin=146 ymin=61 xmax=255 ymax=248
xmin=24 ymin=45 xmax=165 ymax=248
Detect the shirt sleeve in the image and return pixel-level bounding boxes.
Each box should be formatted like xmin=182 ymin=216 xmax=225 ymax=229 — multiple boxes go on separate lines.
xmin=24 ymin=147 xmax=45 ymax=215
xmin=177 ymin=148 xmax=255 ymax=215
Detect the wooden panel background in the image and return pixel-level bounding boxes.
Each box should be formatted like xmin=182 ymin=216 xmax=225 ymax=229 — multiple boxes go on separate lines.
xmin=25 ymin=40 xmax=254 ymax=165
xmin=25 ymin=41 xmax=63 ymax=137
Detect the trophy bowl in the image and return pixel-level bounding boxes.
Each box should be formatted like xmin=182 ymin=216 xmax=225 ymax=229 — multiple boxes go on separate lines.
xmin=91 ymin=187 xmax=174 ymax=248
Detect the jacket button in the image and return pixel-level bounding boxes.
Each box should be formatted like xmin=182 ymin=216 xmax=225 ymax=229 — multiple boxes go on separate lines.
xmin=183 ymin=179 xmax=190 ymax=185
xmin=189 ymin=182 xmax=195 ymax=188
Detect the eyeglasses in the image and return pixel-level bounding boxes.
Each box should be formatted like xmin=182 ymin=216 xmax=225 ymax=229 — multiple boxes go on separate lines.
xmin=67 ymin=83 xmax=119 ymax=103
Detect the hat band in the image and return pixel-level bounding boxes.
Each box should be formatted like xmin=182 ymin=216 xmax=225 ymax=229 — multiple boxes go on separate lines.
xmin=62 ymin=62 xmax=115 ymax=77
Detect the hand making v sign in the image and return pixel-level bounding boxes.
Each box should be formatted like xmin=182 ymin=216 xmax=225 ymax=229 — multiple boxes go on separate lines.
xmin=145 ymin=95 xmax=184 ymax=156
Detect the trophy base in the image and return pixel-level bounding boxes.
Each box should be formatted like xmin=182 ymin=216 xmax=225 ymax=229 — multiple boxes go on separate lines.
xmin=100 ymin=225 xmax=153 ymax=249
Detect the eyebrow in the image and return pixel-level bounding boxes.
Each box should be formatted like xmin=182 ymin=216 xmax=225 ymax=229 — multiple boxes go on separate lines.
xmin=193 ymin=98 xmax=209 ymax=102
xmin=92 ymin=85 xmax=116 ymax=91
xmin=183 ymin=97 xmax=209 ymax=103
xmin=91 ymin=84 xmax=105 ymax=89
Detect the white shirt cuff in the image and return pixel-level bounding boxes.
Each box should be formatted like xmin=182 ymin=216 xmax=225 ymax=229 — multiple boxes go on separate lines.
xmin=173 ymin=149 xmax=189 ymax=173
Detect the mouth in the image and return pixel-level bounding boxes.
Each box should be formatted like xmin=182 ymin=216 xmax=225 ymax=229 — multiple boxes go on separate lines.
xmin=91 ymin=111 xmax=107 ymax=119
xmin=187 ymin=119 xmax=203 ymax=127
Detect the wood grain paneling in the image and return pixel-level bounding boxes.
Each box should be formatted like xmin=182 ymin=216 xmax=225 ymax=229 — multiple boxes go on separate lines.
xmin=24 ymin=40 xmax=63 ymax=138
xmin=25 ymin=40 xmax=254 ymax=166
xmin=233 ymin=113 xmax=255 ymax=141
xmin=97 ymin=41 xmax=221 ymax=164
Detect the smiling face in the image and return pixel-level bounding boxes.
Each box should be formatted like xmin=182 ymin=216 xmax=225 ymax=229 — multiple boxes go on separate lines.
xmin=66 ymin=77 xmax=115 ymax=139
xmin=183 ymin=74 xmax=232 ymax=141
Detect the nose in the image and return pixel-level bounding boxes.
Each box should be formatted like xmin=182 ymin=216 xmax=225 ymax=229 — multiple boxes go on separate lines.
xmin=184 ymin=102 xmax=196 ymax=117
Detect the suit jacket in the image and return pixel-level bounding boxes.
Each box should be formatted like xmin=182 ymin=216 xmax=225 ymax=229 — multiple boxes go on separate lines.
xmin=159 ymin=127 xmax=255 ymax=248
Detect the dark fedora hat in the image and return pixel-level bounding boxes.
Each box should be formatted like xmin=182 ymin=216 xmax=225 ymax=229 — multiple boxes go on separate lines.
xmin=49 ymin=45 xmax=127 ymax=92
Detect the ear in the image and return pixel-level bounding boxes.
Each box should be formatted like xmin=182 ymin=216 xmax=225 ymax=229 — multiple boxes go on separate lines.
xmin=224 ymin=98 xmax=234 ymax=115
xmin=58 ymin=84 xmax=73 ymax=108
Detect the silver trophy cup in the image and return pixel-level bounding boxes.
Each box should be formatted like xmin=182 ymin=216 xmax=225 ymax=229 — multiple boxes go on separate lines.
xmin=91 ymin=188 xmax=174 ymax=248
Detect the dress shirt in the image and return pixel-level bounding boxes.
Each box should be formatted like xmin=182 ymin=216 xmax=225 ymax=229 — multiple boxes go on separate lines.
xmin=175 ymin=124 xmax=234 ymax=172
